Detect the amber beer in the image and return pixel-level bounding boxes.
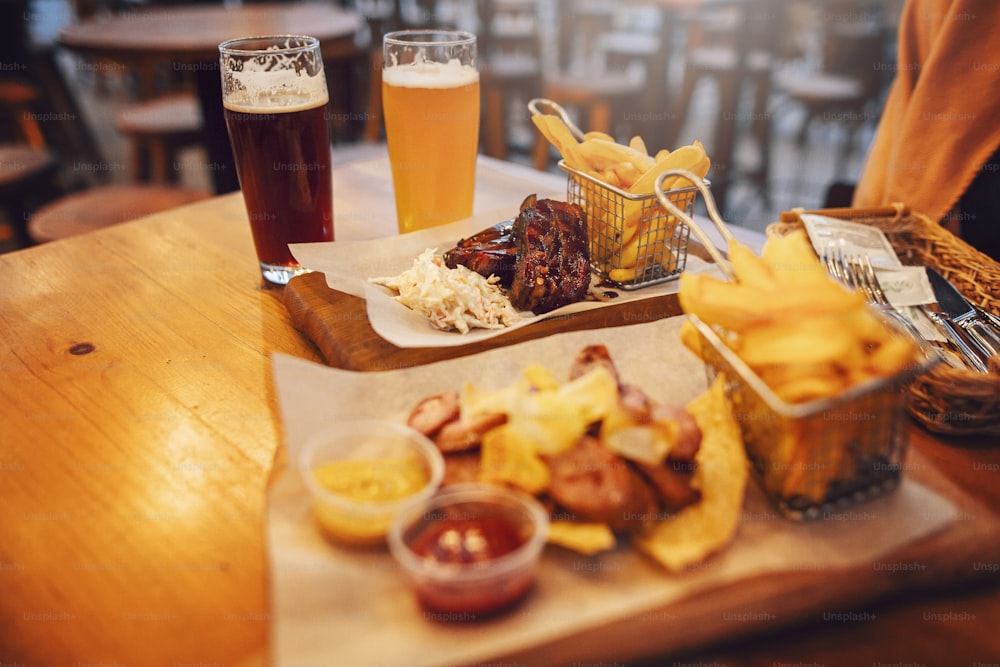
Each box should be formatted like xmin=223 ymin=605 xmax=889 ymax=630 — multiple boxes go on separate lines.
xmin=219 ymin=36 xmax=333 ymax=285
xmin=382 ymin=31 xmax=479 ymax=234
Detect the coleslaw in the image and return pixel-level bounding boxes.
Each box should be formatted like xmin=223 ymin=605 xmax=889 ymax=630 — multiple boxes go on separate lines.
xmin=369 ymin=248 xmax=521 ymax=334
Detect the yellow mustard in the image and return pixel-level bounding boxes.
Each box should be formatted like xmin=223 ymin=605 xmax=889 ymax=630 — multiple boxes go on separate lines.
xmin=311 ymin=457 xmax=428 ymax=544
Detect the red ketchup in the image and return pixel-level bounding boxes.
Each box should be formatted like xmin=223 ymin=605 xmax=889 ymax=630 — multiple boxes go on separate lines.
xmin=407 ymin=514 xmax=534 ymax=617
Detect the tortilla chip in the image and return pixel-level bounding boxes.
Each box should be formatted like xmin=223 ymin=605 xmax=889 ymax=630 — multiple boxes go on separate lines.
xmin=478 ymin=423 xmax=550 ymax=495
xmin=633 ymin=377 xmax=748 ymax=571
xmin=547 ymin=521 xmax=616 ymax=555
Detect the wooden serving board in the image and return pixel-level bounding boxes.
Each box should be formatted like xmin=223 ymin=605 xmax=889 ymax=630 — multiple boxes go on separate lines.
xmin=269 ymin=442 xmax=1000 ymax=666
xmin=273 ymin=277 xmax=1000 ymax=665
xmin=283 ymin=270 xmax=685 ymax=371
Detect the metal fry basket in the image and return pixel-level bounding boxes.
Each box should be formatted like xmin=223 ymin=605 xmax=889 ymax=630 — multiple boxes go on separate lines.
xmin=561 ymin=163 xmax=702 ymax=289
xmin=690 ymin=314 xmax=938 ymax=520
xmin=653 ymin=171 xmax=941 ymax=519
xmin=528 ymin=98 xmax=707 ymax=289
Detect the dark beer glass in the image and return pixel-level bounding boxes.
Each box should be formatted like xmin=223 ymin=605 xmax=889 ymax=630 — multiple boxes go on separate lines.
xmin=219 ymin=36 xmax=333 ymax=285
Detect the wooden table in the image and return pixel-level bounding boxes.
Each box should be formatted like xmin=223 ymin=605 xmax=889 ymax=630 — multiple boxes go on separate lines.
xmin=1 ymin=151 xmax=999 ymax=666
xmin=58 ymin=1 xmax=362 ymax=193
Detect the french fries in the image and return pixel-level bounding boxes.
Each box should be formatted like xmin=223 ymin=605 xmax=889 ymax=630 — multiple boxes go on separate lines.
xmin=678 ymin=229 xmax=920 ymax=403
xmin=532 ymin=112 xmax=711 ymax=280
xmin=678 ymin=230 xmax=924 ymax=504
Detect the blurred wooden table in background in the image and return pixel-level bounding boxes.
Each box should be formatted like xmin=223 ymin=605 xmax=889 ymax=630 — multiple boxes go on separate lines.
xmin=58 ymin=1 xmax=362 ymax=193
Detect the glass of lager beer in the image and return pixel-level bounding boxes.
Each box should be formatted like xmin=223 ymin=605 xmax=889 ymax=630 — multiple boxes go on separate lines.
xmin=382 ymin=30 xmax=479 ymax=234
xmin=219 ymin=36 xmax=334 ymax=285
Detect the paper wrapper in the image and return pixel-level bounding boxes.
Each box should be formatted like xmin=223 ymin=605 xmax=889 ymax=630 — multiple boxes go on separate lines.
xmin=268 ymin=318 xmax=958 ymax=667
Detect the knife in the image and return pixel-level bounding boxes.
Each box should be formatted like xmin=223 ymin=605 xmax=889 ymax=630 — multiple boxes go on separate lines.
xmin=926 ymin=267 xmax=1000 ymax=367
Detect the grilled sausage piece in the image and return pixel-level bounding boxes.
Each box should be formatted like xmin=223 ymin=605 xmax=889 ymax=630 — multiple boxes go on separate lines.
xmin=434 ymin=412 xmax=507 ymax=453
xmin=407 ymin=391 xmax=460 ymax=438
xmin=651 ymin=403 xmax=702 ymax=463
xmin=633 ymin=460 xmax=701 ymax=513
xmin=546 ymin=436 xmax=658 ymax=531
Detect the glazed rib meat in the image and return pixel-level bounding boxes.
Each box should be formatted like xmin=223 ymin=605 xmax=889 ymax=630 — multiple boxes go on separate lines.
xmin=443 ymin=195 xmax=591 ymax=314
xmin=510 ymin=198 xmax=591 ymax=313
xmin=443 ymin=221 xmax=517 ymax=286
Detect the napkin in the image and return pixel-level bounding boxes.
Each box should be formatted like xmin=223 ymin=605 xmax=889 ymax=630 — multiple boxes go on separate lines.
xmin=268 ymin=318 xmax=958 ymax=667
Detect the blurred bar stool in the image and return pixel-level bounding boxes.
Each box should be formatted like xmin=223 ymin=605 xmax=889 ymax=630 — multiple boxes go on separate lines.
xmin=27 ymin=184 xmax=210 ymax=244
xmin=479 ymin=0 xmax=542 ymax=159
xmin=531 ymin=0 xmax=644 ymax=170
xmin=115 ymin=92 xmax=204 ymax=183
xmin=670 ymin=0 xmax=788 ymax=213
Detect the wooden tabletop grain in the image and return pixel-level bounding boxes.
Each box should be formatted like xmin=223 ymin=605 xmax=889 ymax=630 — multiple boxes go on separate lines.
xmin=1 ymin=152 xmax=998 ymax=666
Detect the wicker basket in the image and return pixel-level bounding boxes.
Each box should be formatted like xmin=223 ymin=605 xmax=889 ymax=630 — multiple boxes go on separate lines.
xmin=769 ymin=205 xmax=1000 ymax=437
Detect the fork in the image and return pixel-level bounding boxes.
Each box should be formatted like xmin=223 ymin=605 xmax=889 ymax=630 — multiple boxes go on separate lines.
xmin=858 ymin=255 xmax=991 ymax=372
xmin=822 ymin=248 xmax=980 ymax=371
xmin=820 ymin=248 xmax=911 ymax=329
xmin=847 ymin=254 xmax=930 ymax=339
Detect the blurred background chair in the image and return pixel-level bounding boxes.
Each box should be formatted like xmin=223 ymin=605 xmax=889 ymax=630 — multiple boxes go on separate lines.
xmin=0 ymin=0 xmax=210 ymax=249
xmin=530 ymin=0 xmax=646 ymax=170
xmin=479 ymin=0 xmax=542 ymax=160
xmin=773 ymin=4 xmax=890 ymax=181
xmin=669 ymin=0 xmax=794 ymax=215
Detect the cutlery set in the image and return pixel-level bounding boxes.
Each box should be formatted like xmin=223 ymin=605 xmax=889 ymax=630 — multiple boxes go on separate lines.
xmin=822 ymin=249 xmax=1000 ymax=372
xmin=925 ymin=267 xmax=1000 ymax=363
xmin=796 ymin=212 xmax=999 ymax=374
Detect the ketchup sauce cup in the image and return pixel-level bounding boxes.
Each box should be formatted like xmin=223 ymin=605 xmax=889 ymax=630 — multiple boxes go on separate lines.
xmin=388 ymin=483 xmax=549 ymax=619
xmin=220 ymin=35 xmax=334 ymax=285
xmin=299 ymin=420 xmax=445 ymax=546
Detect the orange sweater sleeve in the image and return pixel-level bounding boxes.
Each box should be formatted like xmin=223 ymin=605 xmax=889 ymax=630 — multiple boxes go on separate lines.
xmin=852 ymin=0 xmax=1000 ymax=223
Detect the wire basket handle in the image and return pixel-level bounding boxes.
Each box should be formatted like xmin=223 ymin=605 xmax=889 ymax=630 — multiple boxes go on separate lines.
xmin=655 ymin=169 xmax=736 ymax=281
xmin=527 ymin=98 xmax=586 ymax=142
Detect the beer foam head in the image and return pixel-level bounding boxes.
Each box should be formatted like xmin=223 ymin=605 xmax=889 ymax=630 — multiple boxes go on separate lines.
xmin=382 ymin=58 xmax=479 ymax=89
xmin=221 ymin=37 xmax=328 ymax=111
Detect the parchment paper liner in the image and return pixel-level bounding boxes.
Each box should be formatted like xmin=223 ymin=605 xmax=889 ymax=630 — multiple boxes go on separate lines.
xmin=268 ymin=318 xmax=957 ymax=666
